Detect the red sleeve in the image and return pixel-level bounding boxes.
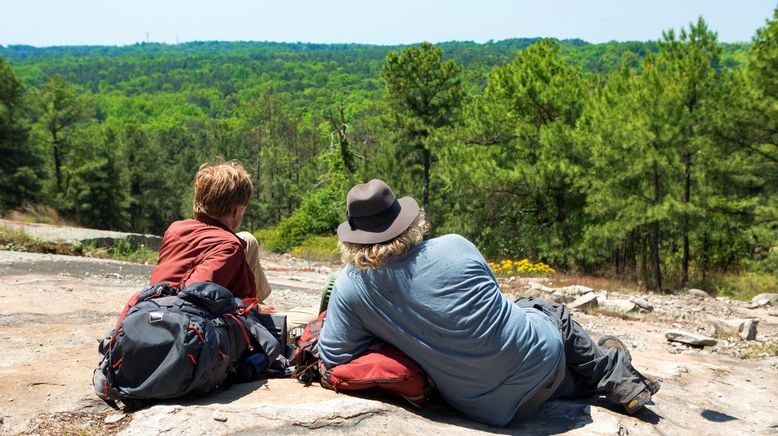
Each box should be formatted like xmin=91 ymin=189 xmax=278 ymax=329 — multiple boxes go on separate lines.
xmin=183 ymin=243 xmax=246 ymax=293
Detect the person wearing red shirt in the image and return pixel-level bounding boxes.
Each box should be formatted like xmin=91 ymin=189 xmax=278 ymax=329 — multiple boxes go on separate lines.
xmin=117 ymin=160 xmax=273 ymax=323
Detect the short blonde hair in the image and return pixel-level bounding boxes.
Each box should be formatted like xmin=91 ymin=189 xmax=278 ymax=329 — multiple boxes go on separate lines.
xmin=192 ymin=160 xmax=253 ymax=218
xmin=339 ymin=211 xmax=429 ymax=270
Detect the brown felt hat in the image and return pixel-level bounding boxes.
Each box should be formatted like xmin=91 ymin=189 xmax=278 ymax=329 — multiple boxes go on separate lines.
xmin=337 ymin=179 xmax=420 ymax=244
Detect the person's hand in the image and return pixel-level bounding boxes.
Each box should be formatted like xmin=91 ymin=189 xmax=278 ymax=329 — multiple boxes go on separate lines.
xmin=259 ymin=304 xmax=277 ymax=314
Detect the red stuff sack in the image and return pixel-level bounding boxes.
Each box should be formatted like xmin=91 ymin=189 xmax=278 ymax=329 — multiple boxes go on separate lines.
xmin=319 ymin=342 xmax=429 ymax=407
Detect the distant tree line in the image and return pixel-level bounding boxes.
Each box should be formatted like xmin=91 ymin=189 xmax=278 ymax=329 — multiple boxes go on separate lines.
xmin=0 ymin=13 xmax=775 ymax=292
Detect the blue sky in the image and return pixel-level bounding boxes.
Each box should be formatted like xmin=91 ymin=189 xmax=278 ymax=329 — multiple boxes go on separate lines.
xmin=1 ymin=0 xmax=774 ymax=47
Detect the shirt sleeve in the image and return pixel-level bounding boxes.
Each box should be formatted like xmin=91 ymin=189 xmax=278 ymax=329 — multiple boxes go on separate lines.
xmin=318 ymin=278 xmax=374 ymax=368
xmin=184 ymin=243 xmax=246 ymax=293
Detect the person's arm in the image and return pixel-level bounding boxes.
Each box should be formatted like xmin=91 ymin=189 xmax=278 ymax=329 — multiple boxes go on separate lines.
xmin=318 ymin=282 xmax=374 ymax=368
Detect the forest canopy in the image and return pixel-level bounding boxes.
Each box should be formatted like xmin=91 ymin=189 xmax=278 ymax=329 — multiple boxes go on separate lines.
xmin=0 ymin=12 xmax=775 ymax=294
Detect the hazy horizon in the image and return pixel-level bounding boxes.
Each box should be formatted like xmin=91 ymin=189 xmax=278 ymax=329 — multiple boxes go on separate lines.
xmin=1 ymin=0 xmax=774 ymax=48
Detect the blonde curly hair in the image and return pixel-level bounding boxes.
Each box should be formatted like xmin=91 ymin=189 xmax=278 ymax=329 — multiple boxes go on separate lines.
xmin=339 ymin=211 xmax=429 ymax=270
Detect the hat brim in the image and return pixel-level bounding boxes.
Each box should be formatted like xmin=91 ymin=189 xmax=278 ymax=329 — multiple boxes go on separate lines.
xmin=337 ymin=196 xmax=420 ymax=244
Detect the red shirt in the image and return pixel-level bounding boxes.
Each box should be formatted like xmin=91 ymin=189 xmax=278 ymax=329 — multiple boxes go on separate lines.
xmin=117 ymin=216 xmax=256 ymax=323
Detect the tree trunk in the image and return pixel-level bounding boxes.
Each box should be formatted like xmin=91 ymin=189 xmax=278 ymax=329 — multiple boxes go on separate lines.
xmin=421 ymin=145 xmax=431 ymax=210
xmin=701 ymin=232 xmax=710 ymax=283
xmin=640 ymin=231 xmax=648 ymax=287
xmin=52 ymin=130 xmax=63 ymax=194
xmin=652 ymin=161 xmax=663 ymax=292
xmin=681 ymin=150 xmax=691 ymax=288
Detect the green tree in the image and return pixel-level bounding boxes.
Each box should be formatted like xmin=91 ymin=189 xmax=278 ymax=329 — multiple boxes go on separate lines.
xmin=383 ymin=42 xmax=464 ymax=212
xmin=0 ymin=56 xmax=42 ymax=211
xmin=705 ymin=9 xmax=778 ymax=276
xmin=440 ymin=40 xmax=588 ymax=265
xmin=65 ymin=127 xmax=129 ymax=229
xmin=659 ymin=17 xmax=721 ymax=286
xmin=36 ymin=75 xmax=91 ymax=195
xmin=581 ymin=56 xmax=684 ymax=291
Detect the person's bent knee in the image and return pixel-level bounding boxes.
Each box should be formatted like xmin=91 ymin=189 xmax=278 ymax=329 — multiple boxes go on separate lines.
xmin=236 ymin=231 xmax=258 ymax=247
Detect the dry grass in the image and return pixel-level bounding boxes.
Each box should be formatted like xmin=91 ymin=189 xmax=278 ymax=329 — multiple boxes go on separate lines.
xmin=548 ymin=274 xmax=643 ymax=294
xmin=0 ymin=227 xmax=74 ymax=255
xmin=740 ymin=342 xmax=778 ymax=360
xmin=5 ymin=203 xmax=69 ymax=225
xmin=20 ymin=410 xmax=130 ymax=436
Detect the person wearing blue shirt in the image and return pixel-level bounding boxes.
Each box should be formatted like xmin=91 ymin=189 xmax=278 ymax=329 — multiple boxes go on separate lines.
xmin=318 ymin=179 xmax=660 ymax=427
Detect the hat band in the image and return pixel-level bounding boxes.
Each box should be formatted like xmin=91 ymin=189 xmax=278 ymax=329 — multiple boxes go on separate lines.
xmin=348 ymin=200 xmax=401 ymax=232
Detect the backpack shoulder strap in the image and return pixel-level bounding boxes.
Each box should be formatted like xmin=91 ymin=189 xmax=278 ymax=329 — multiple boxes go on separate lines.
xmin=137 ymin=283 xmax=179 ymax=303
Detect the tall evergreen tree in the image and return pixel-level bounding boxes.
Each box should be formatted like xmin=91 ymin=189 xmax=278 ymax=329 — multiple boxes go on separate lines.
xmin=440 ymin=40 xmax=588 ymax=264
xmin=0 ymin=57 xmax=42 ymax=211
xmin=581 ymin=56 xmax=684 ymax=290
xmin=36 ymin=75 xmax=91 ymax=196
xmin=384 ymin=42 xmax=464 ymax=212
xmin=659 ymin=17 xmax=721 ymax=287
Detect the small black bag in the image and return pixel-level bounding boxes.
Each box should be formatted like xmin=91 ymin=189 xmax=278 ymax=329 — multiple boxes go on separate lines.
xmin=93 ymin=282 xmax=282 ymax=409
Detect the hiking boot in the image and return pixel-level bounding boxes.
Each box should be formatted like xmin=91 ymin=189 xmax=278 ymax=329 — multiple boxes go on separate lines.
xmin=598 ymin=335 xmax=632 ymax=361
xmin=623 ymin=388 xmax=653 ymax=415
xmin=641 ymin=375 xmax=661 ymax=395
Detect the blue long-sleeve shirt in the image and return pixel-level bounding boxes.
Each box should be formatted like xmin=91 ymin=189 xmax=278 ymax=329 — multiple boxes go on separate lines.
xmin=318 ymin=234 xmax=564 ymax=427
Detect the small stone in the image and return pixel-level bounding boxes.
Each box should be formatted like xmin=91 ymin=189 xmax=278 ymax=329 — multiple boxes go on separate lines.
xmin=665 ymin=329 xmax=717 ymax=347
xmin=710 ymin=318 xmax=744 ymax=337
xmin=568 ymin=292 xmax=598 ymax=310
xmin=688 ymin=289 xmax=710 ymax=299
xmin=740 ymin=319 xmax=758 ymax=341
xmin=212 ymin=412 xmax=228 ymax=422
xmin=749 ymin=293 xmax=778 ymax=308
xmin=768 ymin=308 xmax=778 ymax=317
xmin=601 ymin=298 xmax=637 ymax=313
xmin=561 ymin=285 xmax=594 ymax=295
xmin=709 ymin=318 xmax=759 ymax=340
xmin=104 ymin=414 xmax=125 ymax=424
xmin=630 ymin=296 xmax=654 ymax=312
xmin=529 ymin=282 xmax=555 ymax=294
xmin=550 ymin=290 xmax=576 ymax=304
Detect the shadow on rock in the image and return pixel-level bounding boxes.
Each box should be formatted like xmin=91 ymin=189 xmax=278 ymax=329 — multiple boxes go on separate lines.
xmin=186 ymin=379 xmax=269 ymax=405
xmin=326 ymin=390 xmax=598 ymax=434
xmin=586 ymin=395 xmax=663 ymax=425
xmin=700 ymin=408 xmax=738 ymax=423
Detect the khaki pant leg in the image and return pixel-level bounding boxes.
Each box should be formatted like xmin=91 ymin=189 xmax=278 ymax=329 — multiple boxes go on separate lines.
xmin=283 ymin=306 xmax=319 ymax=331
xmin=236 ymin=231 xmax=272 ymax=302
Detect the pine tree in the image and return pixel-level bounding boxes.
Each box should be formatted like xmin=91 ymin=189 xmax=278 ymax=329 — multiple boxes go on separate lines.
xmin=581 ymin=56 xmax=684 ymax=290
xmin=0 ymin=57 xmax=42 ymax=211
xmin=659 ymin=17 xmax=721 ymax=287
xmin=384 ymin=42 xmax=464 ymax=212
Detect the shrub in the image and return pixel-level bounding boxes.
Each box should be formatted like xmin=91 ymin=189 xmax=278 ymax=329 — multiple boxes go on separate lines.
xmin=290 ymin=234 xmax=340 ymax=263
xmin=263 ymin=182 xmax=345 ymax=253
xmin=716 ymin=272 xmax=778 ymax=301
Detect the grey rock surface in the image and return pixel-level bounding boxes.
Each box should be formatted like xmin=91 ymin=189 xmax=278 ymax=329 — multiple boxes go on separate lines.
xmin=0 ymin=219 xmax=162 ymax=250
xmin=2 ymin=249 xmax=778 ymax=435
xmin=630 ymin=296 xmax=654 ymax=312
xmin=568 ymin=292 xmax=598 ymax=310
xmin=687 ymin=289 xmax=710 ymax=299
xmin=739 ymin=319 xmax=758 ymax=340
xmin=710 ymin=318 xmax=759 ymax=341
xmin=599 ymin=298 xmax=637 ymax=313
xmin=665 ymin=329 xmax=717 ymax=347
xmin=749 ymin=293 xmax=778 ymax=308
